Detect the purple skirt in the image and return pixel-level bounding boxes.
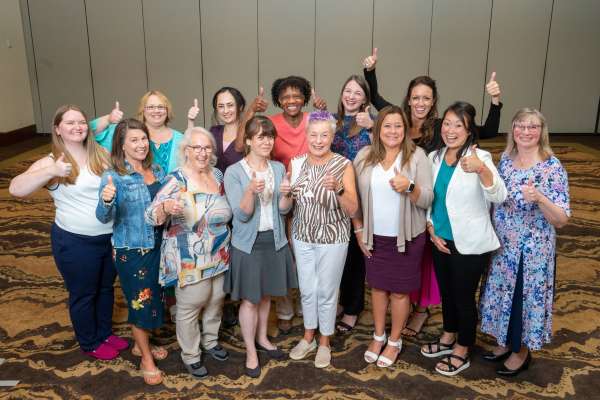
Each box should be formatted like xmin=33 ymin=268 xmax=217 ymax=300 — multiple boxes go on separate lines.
xmin=366 ymin=233 xmax=426 ymax=293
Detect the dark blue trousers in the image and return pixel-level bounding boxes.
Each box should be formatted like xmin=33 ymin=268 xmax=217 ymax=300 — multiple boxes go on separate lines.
xmin=51 ymin=223 xmax=116 ymax=352
xmin=506 ymin=255 xmax=525 ymax=353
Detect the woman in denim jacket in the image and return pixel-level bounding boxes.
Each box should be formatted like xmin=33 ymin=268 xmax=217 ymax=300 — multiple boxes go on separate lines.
xmin=96 ymin=119 xmax=167 ymax=385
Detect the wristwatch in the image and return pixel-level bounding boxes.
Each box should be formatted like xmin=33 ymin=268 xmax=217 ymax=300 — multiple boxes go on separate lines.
xmin=406 ymin=180 xmax=415 ymax=193
xmin=336 ymin=186 xmax=345 ymax=196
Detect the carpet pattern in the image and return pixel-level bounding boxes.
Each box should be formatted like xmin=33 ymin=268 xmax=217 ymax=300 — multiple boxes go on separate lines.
xmin=0 ymin=142 xmax=599 ymax=399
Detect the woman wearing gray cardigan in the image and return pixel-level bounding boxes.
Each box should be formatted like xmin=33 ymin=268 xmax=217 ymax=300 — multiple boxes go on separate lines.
xmin=223 ymin=116 xmax=297 ymax=378
xmin=352 ymin=106 xmax=433 ymax=368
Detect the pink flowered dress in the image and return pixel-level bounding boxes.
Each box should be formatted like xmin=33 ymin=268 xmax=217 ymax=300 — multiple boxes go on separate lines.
xmin=480 ymin=153 xmax=570 ymax=350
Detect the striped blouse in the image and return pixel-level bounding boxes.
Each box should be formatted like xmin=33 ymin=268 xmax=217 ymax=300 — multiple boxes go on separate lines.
xmin=290 ymin=153 xmax=351 ymax=244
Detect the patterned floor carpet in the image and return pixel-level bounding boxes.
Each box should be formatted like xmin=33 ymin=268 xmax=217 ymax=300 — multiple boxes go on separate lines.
xmin=0 ymin=140 xmax=599 ymax=399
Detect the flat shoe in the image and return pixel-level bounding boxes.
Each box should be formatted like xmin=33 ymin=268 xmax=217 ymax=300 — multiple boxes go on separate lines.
xmin=140 ymin=366 xmax=163 ymax=385
xmin=482 ymin=350 xmax=511 ymax=362
xmin=335 ymin=321 xmax=355 ymax=335
xmin=132 ymin=345 xmax=168 ymax=361
xmin=245 ymin=364 xmax=261 ymax=378
xmin=496 ymin=352 xmax=531 ymax=377
xmin=204 ymin=344 xmax=229 ymax=361
xmin=255 ymin=342 xmax=286 ymax=360
xmin=185 ymin=361 xmax=208 ymax=379
xmin=278 ymin=319 xmax=293 ymax=335
xmin=289 ymin=339 xmax=317 ymax=360
xmin=314 ymin=345 xmax=331 ymax=368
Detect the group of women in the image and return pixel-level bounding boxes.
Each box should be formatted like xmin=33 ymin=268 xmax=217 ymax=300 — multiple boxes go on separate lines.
xmin=9 ymin=49 xmax=570 ymax=384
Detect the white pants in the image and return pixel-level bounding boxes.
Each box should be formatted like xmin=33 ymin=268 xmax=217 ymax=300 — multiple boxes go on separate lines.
xmin=293 ymin=239 xmax=348 ymax=336
xmin=175 ymin=274 xmax=225 ymax=365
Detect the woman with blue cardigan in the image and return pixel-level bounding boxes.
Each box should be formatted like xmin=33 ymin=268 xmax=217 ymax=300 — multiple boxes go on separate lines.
xmin=224 ymin=116 xmax=297 ymax=378
xmin=96 ymin=118 xmax=167 ymax=385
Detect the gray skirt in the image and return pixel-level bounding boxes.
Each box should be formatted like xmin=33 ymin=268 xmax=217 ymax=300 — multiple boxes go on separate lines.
xmin=224 ymin=230 xmax=298 ymax=304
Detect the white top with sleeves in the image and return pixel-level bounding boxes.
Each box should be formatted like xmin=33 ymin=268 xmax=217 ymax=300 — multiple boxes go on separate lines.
xmin=371 ymin=158 xmax=401 ymax=237
xmin=240 ymin=159 xmax=274 ymax=231
xmin=49 ymin=165 xmax=113 ymax=236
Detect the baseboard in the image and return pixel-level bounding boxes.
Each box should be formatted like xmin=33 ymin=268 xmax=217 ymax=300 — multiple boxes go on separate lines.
xmin=0 ymin=124 xmax=38 ymax=146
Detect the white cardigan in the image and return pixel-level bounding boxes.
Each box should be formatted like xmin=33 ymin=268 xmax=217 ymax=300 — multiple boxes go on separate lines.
xmin=427 ymin=147 xmax=507 ymax=255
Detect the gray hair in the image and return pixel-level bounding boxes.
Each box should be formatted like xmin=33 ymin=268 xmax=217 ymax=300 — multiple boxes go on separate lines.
xmin=179 ymin=126 xmax=218 ymax=168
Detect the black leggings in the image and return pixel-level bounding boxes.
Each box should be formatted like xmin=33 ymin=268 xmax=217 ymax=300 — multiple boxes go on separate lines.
xmin=338 ymin=234 xmax=365 ymax=316
xmin=432 ymin=240 xmax=490 ymax=347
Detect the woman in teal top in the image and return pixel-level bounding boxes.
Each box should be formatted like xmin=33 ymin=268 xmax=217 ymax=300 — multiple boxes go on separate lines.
xmin=90 ymin=91 xmax=184 ymax=173
xmin=430 ymin=160 xmax=456 ymax=241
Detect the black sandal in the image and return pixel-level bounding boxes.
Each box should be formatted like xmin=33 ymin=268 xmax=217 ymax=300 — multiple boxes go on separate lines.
xmin=336 ymin=321 xmax=355 ymax=335
xmin=421 ymin=339 xmax=456 ymax=358
xmin=435 ymin=354 xmax=471 ymax=376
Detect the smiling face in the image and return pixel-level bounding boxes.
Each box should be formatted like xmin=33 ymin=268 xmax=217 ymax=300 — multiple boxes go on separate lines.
xmin=143 ymin=94 xmax=168 ymax=128
xmin=307 ymin=120 xmax=334 ymax=158
xmin=215 ymin=91 xmax=238 ymax=124
xmin=278 ymin=86 xmax=305 ymax=118
xmin=441 ymin=111 xmax=470 ymax=149
xmin=513 ymin=116 xmax=542 ymax=151
xmin=122 ymin=128 xmax=149 ymax=163
xmin=408 ymin=84 xmax=434 ymax=121
xmin=55 ymin=109 xmax=88 ymax=144
xmin=379 ymin=112 xmax=405 ymax=150
xmin=246 ymin=127 xmax=274 ymax=158
xmin=341 ymin=80 xmax=366 ymax=115
xmin=185 ymin=133 xmax=214 ymax=171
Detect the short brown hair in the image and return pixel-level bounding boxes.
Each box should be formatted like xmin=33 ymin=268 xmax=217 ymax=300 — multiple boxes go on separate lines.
xmin=244 ymin=116 xmax=277 ymax=155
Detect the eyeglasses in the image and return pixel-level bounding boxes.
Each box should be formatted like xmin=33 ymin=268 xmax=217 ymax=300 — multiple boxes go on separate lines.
xmin=514 ymin=123 xmax=541 ymax=132
xmin=187 ymin=145 xmax=213 ymax=154
xmin=144 ymin=105 xmax=167 ymax=112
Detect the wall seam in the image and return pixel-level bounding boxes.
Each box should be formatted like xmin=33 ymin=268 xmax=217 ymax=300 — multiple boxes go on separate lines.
xmin=427 ymin=0 xmax=434 ymax=75
xmin=198 ymin=0 xmax=206 ymax=124
xmin=481 ymin=0 xmax=494 ymax=126
xmin=23 ymin=0 xmax=44 ymax=129
xmin=540 ymin=0 xmax=555 ymax=112
xmin=313 ymin=0 xmax=317 ymax=88
xmin=140 ymin=0 xmax=149 ymax=91
xmin=256 ymin=0 xmax=260 ymax=91
xmin=82 ymin=0 xmax=96 ymax=117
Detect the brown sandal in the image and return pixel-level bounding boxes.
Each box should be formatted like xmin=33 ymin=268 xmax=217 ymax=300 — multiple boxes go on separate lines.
xmin=132 ymin=345 xmax=168 ymax=360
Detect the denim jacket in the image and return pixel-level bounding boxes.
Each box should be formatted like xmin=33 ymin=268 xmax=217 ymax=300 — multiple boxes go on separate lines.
xmin=96 ymin=162 xmax=166 ymax=249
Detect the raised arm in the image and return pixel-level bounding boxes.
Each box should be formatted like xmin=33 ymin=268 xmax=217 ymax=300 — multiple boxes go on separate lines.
xmin=187 ymin=98 xmax=200 ymax=130
xmin=362 ymin=48 xmax=394 ymax=111
xmin=9 ymin=155 xmax=69 ymax=198
xmin=235 ymin=87 xmax=268 ymax=152
xmin=91 ymin=101 xmax=123 ymax=134
xmin=480 ymin=72 xmax=503 ymax=139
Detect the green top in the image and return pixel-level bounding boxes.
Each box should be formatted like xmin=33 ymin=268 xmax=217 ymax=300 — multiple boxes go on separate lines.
xmin=431 ymin=159 xmax=456 ymax=241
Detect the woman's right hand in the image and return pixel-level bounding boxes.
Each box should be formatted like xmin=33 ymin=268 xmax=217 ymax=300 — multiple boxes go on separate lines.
xmin=279 ymin=171 xmax=292 ymax=197
xmin=250 ymin=87 xmax=268 ymax=113
xmin=187 ymin=98 xmax=200 ymax=121
xmin=355 ymin=234 xmax=372 ymax=258
xmin=52 ymin=153 xmax=72 ymax=177
xmin=102 ymin=175 xmax=116 ymax=203
xmin=362 ymin=47 xmax=378 ymax=71
xmin=163 ymin=193 xmax=184 ymax=215
xmin=108 ymin=101 xmax=123 ymax=124
xmin=248 ymin=171 xmax=265 ymax=194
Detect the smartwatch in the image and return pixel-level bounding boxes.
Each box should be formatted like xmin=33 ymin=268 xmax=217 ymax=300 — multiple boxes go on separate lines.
xmin=406 ymin=180 xmax=415 ymax=193
xmin=336 ymin=186 xmax=345 ymax=196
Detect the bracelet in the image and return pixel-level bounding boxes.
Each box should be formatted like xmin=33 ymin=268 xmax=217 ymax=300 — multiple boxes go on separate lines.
xmin=354 ymin=227 xmax=364 ymax=233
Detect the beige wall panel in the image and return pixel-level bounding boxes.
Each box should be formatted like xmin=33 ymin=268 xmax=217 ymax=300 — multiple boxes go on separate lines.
xmin=258 ymin=0 xmax=315 ymax=115
xmin=315 ymin=0 xmax=373 ymax=111
xmin=143 ymin=0 xmax=203 ymax=131
xmin=485 ymin=0 xmax=552 ymax=133
xmin=200 ymin=0 xmax=258 ymax=127
xmin=541 ymin=0 xmax=600 ymax=133
xmin=429 ymin=0 xmax=491 ymax=122
xmin=372 ymin=0 xmax=432 ymax=107
xmin=27 ymin=0 xmax=94 ymax=132
xmin=86 ymin=0 xmax=147 ymax=119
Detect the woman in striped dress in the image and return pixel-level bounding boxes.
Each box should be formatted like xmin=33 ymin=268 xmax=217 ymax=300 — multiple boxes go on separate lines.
xmin=288 ymin=111 xmax=359 ymax=368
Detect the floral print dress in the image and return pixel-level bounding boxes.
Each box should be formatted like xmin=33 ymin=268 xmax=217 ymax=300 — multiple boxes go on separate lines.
xmin=480 ymin=153 xmax=571 ymax=350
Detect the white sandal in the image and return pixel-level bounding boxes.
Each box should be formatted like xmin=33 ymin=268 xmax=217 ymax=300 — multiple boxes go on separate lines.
xmin=377 ymin=338 xmax=403 ymax=368
xmin=364 ymin=332 xmax=387 ymax=364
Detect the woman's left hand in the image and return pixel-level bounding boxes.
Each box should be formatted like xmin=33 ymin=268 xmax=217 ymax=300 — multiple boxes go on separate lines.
xmin=460 ymin=145 xmax=484 ymax=173
xmin=312 ymin=88 xmax=327 ymax=110
xmin=279 ymin=172 xmax=292 ymax=196
xmin=389 ymin=167 xmax=410 ymax=193
xmin=355 ymin=106 xmax=374 ymax=129
xmin=322 ymin=173 xmax=337 ymax=191
xmin=521 ymin=177 xmax=542 ymax=203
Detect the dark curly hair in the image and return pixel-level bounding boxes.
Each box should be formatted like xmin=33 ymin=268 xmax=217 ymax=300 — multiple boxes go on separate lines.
xmin=271 ymin=76 xmax=312 ymax=108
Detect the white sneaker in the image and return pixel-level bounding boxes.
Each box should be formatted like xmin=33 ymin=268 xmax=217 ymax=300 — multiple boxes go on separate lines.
xmin=314 ymin=345 xmax=331 ymax=368
xmin=289 ymin=339 xmax=317 ymax=360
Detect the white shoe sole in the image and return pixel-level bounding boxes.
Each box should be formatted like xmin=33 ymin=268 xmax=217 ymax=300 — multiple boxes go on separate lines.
xmin=421 ymin=347 xmax=453 ymax=358
xmin=435 ymin=360 xmax=470 ymax=376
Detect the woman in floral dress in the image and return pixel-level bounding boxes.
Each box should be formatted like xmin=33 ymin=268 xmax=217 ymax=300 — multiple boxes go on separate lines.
xmin=480 ymin=108 xmax=570 ymax=376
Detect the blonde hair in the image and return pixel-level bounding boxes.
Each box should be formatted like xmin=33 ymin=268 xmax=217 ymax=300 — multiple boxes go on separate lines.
xmin=51 ymin=104 xmax=109 ymax=185
xmin=178 ymin=127 xmax=217 ymax=168
xmin=136 ymin=90 xmax=174 ymax=125
xmin=505 ymin=108 xmax=553 ymax=160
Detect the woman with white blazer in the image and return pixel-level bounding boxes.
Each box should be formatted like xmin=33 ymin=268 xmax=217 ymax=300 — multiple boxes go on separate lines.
xmin=420 ymin=101 xmax=506 ymax=376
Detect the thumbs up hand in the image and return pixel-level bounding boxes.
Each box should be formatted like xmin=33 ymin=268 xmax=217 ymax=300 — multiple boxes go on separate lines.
xmin=249 ymin=171 xmax=265 ymax=194
xmin=311 ymin=88 xmax=327 ymax=110
xmin=279 ymin=171 xmax=292 ymax=197
xmin=102 ymin=175 xmax=117 ymax=203
xmin=322 ymin=172 xmax=338 ymax=191
xmin=362 ymin=47 xmax=378 ymax=71
xmin=389 ymin=166 xmax=410 ymax=193
xmin=187 ymin=98 xmax=200 ymax=121
xmin=108 ymin=101 xmax=123 ymax=124
xmin=164 ymin=192 xmax=184 ymax=215
xmin=485 ymin=71 xmax=501 ymax=105
xmin=250 ymin=86 xmax=268 ymax=113
xmin=460 ymin=145 xmax=485 ymax=174
xmin=355 ymin=105 xmax=374 ymax=129
xmin=521 ymin=176 xmax=541 ymax=203
xmin=52 ymin=153 xmax=72 ymax=177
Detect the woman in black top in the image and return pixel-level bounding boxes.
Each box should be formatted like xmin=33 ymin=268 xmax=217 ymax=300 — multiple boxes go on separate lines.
xmin=361 ymin=48 xmax=503 ymax=337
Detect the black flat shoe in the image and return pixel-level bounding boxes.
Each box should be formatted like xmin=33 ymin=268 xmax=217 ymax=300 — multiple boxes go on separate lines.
xmin=245 ymin=363 xmax=261 ymax=378
xmin=482 ymin=350 xmax=511 ymax=362
xmin=496 ymin=351 xmax=531 ymax=377
xmin=255 ymin=342 xmax=286 ymax=360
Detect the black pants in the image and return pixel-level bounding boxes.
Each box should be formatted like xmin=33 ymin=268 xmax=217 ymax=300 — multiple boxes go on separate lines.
xmin=432 ymin=240 xmax=489 ymax=347
xmin=338 ymin=234 xmax=365 ymax=316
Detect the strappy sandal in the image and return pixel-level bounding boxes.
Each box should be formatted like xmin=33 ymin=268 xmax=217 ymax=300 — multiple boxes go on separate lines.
xmin=140 ymin=365 xmax=163 ymax=385
xmin=364 ymin=332 xmax=386 ymax=364
xmin=402 ymin=309 xmax=430 ymax=336
xmin=435 ymin=353 xmax=471 ymax=376
xmin=132 ymin=345 xmax=168 ymax=361
xmin=421 ymin=339 xmax=455 ymax=358
xmin=376 ymin=338 xmax=403 ymax=368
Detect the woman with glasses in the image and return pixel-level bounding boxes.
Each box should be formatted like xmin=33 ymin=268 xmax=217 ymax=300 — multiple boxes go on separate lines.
xmin=146 ymin=127 xmax=232 ymax=379
xmin=480 ymin=109 xmax=570 ymax=376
